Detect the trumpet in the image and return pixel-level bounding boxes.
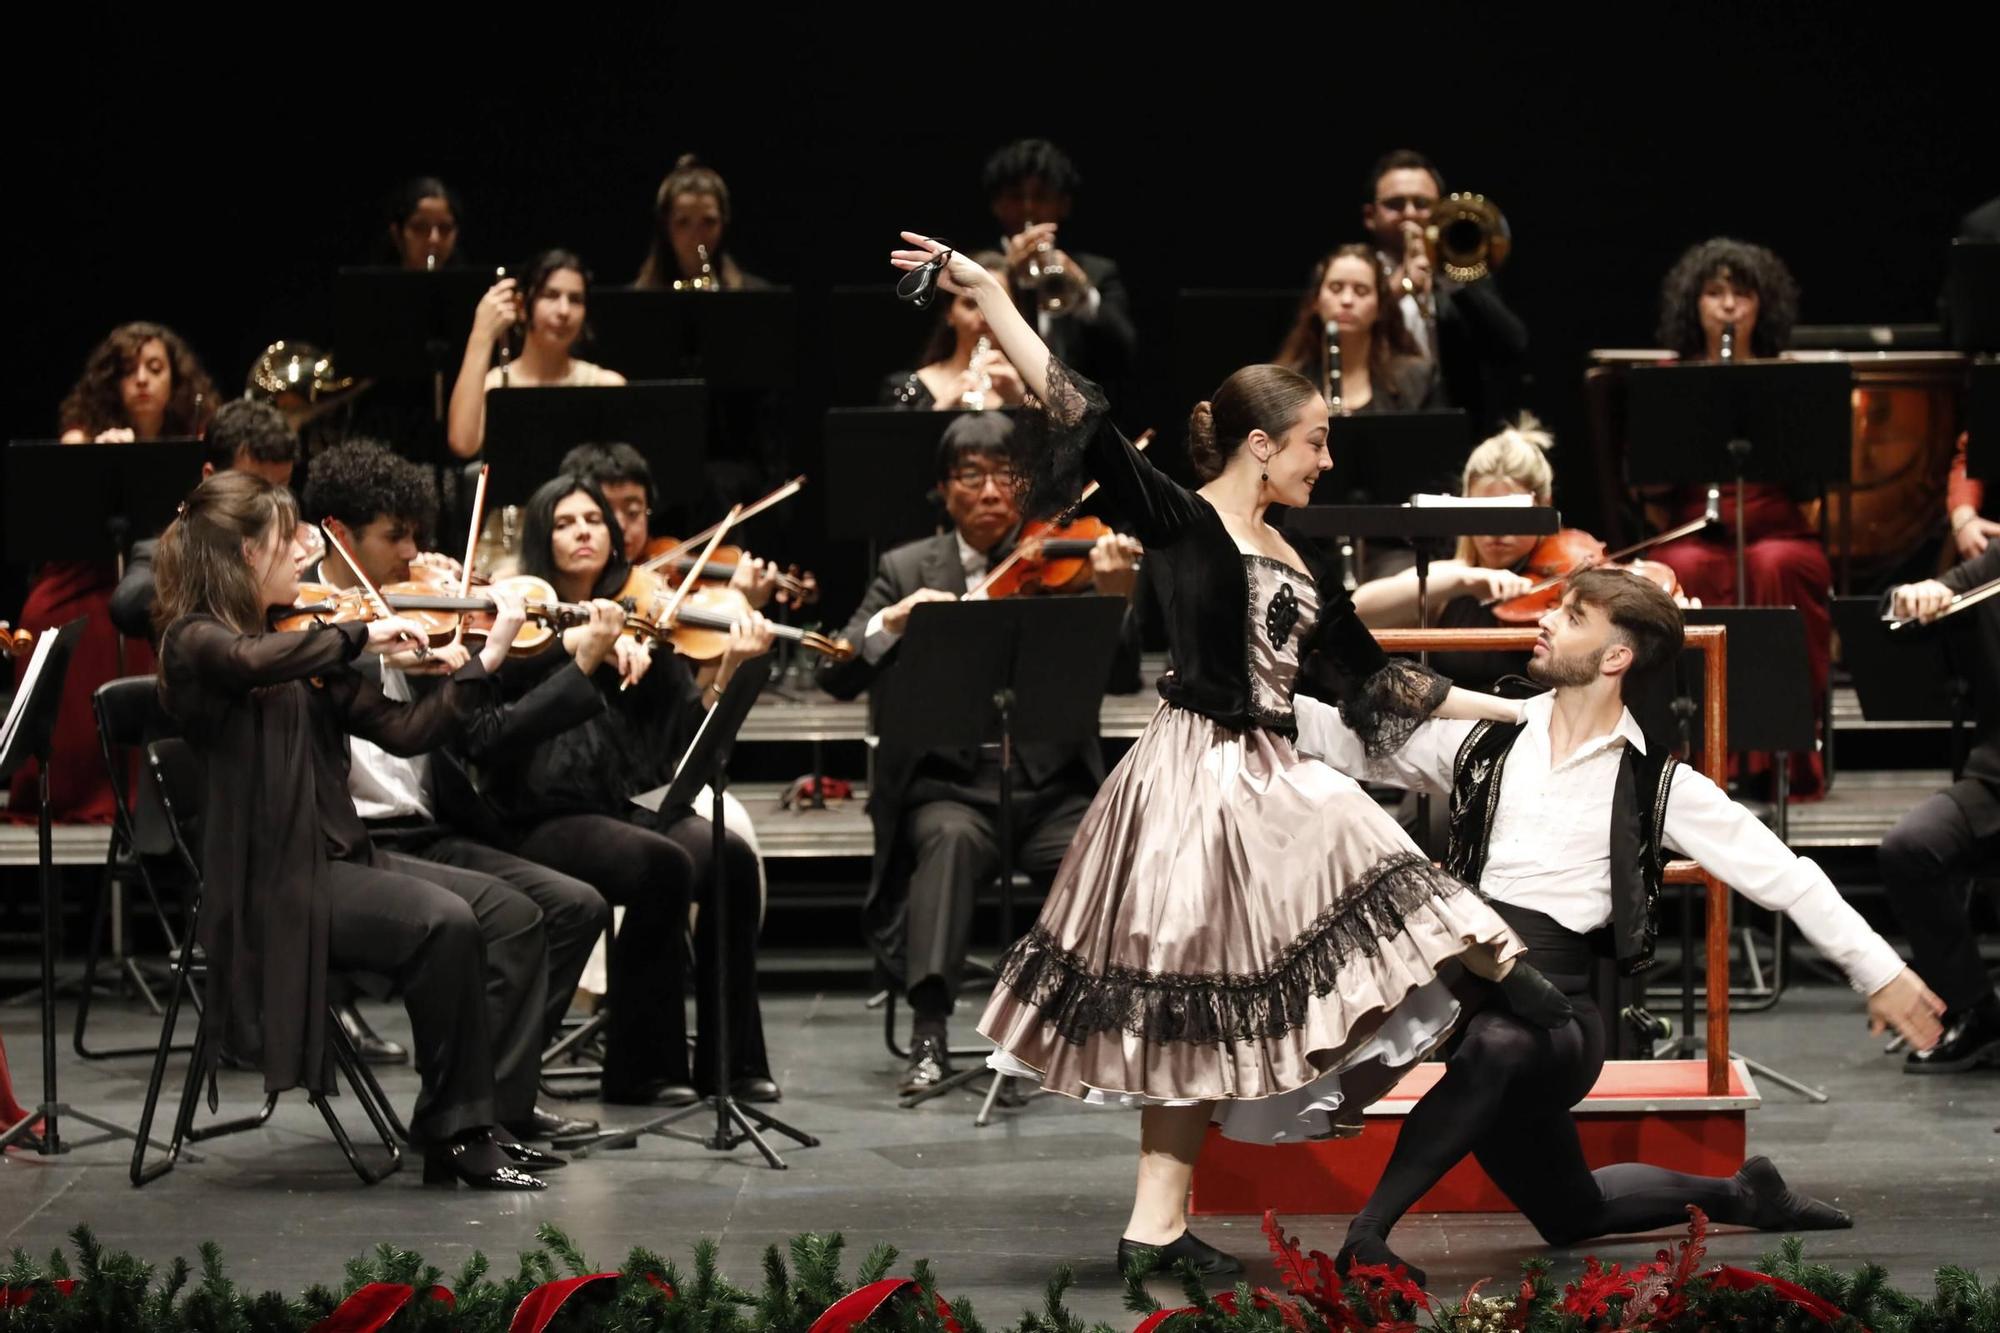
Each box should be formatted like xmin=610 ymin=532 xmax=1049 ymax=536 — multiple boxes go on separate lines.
xmin=1425 ymin=193 xmax=1511 ymax=284
xmin=1021 ymin=222 xmax=1085 ymax=315
xmin=674 ymin=243 xmax=718 ymax=292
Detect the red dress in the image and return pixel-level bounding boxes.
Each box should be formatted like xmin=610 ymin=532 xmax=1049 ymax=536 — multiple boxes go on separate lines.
xmin=5 ymin=560 xmax=154 ymax=823
xmin=1653 ymin=484 xmax=1830 ymax=797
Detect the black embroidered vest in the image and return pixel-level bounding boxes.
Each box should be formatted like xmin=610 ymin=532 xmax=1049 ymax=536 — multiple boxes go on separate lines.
xmin=1443 ymin=720 xmax=1678 ymax=975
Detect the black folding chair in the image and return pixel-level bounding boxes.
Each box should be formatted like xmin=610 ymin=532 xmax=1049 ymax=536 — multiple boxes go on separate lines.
xmin=74 ymin=676 xmax=185 ymax=1058
xmin=130 ymin=739 xmax=406 ymax=1187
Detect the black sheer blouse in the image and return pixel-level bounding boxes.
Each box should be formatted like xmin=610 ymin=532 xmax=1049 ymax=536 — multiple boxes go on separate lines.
xmin=1024 ymin=360 xmax=1445 ymax=751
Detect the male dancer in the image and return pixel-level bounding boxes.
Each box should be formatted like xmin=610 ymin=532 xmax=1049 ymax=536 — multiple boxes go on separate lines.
xmin=1295 ymin=568 xmax=1946 ymax=1284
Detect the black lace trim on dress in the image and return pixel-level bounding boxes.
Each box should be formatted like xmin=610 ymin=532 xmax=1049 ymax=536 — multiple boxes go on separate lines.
xmin=1343 ymin=658 xmax=1451 ymax=758
xmin=993 ymin=851 xmax=1474 ymax=1046
xmin=1014 ymin=357 xmax=1108 ymax=522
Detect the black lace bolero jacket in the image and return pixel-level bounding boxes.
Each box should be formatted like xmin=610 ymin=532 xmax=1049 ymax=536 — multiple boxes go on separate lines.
xmin=1023 ymin=359 xmax=1444 ymax=751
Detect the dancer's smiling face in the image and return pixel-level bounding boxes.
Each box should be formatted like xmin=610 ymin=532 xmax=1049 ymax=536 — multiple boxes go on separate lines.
xmin=1253 ymin=393 xmax=1333 ymax=508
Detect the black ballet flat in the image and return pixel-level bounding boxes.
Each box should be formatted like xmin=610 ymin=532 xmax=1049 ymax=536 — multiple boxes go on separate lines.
xmin=422 ymin=1134 xmax=548 ymax=1190
xmin=1117 ymin=1229 xmax=1244 ymax=1278
xmin=1735 ymin=1155 xmax=1851 ymax=1231
xmin=1335 ymin=1234 xmax=1427 ymax=1289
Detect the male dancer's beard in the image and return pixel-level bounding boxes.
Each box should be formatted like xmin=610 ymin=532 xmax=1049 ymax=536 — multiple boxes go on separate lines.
xmin=1527 ymin=643 xmax=1608 ymax=688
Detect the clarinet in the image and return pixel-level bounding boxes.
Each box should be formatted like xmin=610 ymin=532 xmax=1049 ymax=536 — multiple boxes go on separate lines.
xmin=1324 ymin=321 xmax=1358 ymax=590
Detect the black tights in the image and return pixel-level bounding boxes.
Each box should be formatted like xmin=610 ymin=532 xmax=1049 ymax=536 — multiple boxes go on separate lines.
xmin=1349 ymin=992 xmax=1753 ymax=1248
xmin=516 ymin=809 xmax=767 ymax=1092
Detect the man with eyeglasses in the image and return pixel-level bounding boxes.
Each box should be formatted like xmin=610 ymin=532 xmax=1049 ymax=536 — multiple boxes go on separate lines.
xmin=1362 ymin=148 xmax=1528 ymax=433
xmin=818 ymin=412 xmax=1144 ymax=1097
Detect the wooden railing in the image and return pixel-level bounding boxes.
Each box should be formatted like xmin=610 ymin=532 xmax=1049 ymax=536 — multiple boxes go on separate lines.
xmin=1373 ymin=625 xmax=1732 ymax=1095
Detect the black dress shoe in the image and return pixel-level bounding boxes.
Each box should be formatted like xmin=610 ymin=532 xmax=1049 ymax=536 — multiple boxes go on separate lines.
xmin=601 ymin=1079 xmax=700 ymax=1108
xmin=1735 ymin=1155 xmax=1851 ymax=1231
xmin=1118 ymin=1230 xmax=1245 ymax=1278
xmin=505 ymin=1106 xmax=600 ymax=1141
xmin=1905 ymin=998 xmax=2000 ymax=1075
xmin=1336 ymin=1233 xmax=1426 ymax=1288
xmin=732 ymin=1075 xmax=782 ymax=1103
xmin=422 ymin=1131 xmax=548 ymax=1190
xmin=899 ymin=1035 xmax=951 ymax=1095
xmin=333 ymin=1000 xmax=408 ymax=1065
xmin=492 ymin=1133 xmax=567 ymax=1172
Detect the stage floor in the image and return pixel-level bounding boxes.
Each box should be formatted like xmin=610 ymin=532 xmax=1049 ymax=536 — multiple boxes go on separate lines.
xmin=2 ymin=981 xmax=1993 ymax=1317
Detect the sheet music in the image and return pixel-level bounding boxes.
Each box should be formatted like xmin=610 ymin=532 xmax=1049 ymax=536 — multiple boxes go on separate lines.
xmin=1409 ymin=493 xmax=1535 ymax=509
xmin=0 ymin=631 xmax=58 ymax=763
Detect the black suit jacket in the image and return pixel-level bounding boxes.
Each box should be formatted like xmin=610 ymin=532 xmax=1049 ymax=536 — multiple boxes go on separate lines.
xmin=109 ymin=538 xmax=159 ymax=640
xmin=1434 ymin=275 xmax=1529 ymax=434
xmin=1013 ymin=250 xmax=1139 ymax=402
xmin=815 ymin=529 xmax=1141 ymax=923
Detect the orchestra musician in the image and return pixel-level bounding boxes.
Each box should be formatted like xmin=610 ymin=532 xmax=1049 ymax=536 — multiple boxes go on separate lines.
xmin=881 ymin=251 xmax=1025 ymax=410
xmin=1274 ymin=244 xmax=1439 ymax=413
xmin=559 ymin=441 xmax=781 ymax=604
xmin=303 ymin=441 xmax=611 ymax=1142
xmin=984 ymin=139 xmax=1138 ymax=398
xmin=1361 ymin=149 xmax=1527 ymax=432
xmin=634 ymin=154 xmax=769 ymax=291
xmin=8 ymin=323 xmax=216 ymax=824
xmin=816 ymin=411 xmax=1144 ymax=1099
xmin=447 ymin=249 xmax=627 ymax=460
xmin=1644 ymin=237 xmax=1830 ymax=795
xmin=1877 ymin=544 xmax=2000 ymax=1073
xmin=475 ymin=475 xmax=783 ymax=1107
xmin=152 ymin=470 xmax=563 ymax=1190
xmin=380 ymin=176 xmax=466 ymax=270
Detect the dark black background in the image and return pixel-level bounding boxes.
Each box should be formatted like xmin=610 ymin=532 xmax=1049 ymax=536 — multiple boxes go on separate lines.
xmin=9 ymin=9 xmax=1989 ymax=618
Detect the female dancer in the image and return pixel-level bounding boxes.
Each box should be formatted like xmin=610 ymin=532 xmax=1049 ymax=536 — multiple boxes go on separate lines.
xmin=890 ymin=233 xmax=1568 ymax=1275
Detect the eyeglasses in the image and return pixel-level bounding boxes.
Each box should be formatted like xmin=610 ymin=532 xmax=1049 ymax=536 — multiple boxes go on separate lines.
xmin=947 ymin=466 xmax=1017 ymax=490
xmin=1376 ymin=195 xmax=1436 ymax=213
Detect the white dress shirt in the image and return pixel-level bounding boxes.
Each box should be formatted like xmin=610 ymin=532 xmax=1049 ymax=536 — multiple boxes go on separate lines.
xmin=1294 ymin=691 xmax=1905 ymax=996
xmin=346 ymin=661 xmax=434 ymax=822
xmin=860 ymin=531 xmax=991 ymax=665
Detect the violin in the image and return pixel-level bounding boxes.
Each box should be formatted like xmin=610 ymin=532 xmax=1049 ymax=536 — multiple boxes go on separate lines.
xmin=276 ymin=574 xmax=595 ymax=657
xmin=1484 ymin=519 xmax=1699 ymax=624
xmin=618 ymin=566 xmax=854 ymax=663
xmin=637 ymin=536 xmax=820 ymax=607
xmin=965 ymin=429 xmax=1153 ymax=601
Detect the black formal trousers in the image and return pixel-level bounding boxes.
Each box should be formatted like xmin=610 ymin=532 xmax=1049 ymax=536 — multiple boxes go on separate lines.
xmin=515 ymin=809 xmax=768 ymax=1094
xmin=324 ymin=860 xmax=496 ymax=1143
xmin=1878 ymin=788 xmax=2000 ymax=1013
xmin=895 ymin=766 xmax=1093 ymax=1007
xmin=368 ymin=829 xmax=609 ymax=1121
xmin=1349 ymin=910 xmax=1769 ymax=1250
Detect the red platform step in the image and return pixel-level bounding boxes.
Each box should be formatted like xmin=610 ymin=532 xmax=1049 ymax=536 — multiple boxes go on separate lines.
xmin=1191 ymin=1058 xmax=1760 ymax=1215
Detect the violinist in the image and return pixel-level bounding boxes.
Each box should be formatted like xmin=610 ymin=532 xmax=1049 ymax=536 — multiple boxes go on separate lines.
xmin=153 ymin=470 xmax=561 ymax=1190
xmin=816 ymin=411 xmax=1143 ymax=1098
xmin=1645 ymin=237 xmax=1830 ymax=796
xmin=1877 ymin=542 xmax=2000 ymax=1074
xmin=446 ymin=249 xmax=627 ymax=460
xmin=476 ymin=475 xmax=782 ymax=1107
xmin=1351 ymin=419 xmax=1551 ymax=685
xmin=110 ymin=399 xmax=301 ymax=640
xmin=8 ymin=322 xmax=218 ymax=825
xmin=880 ymin=252 xmax=1025 ymax=410
xmin=304 ymin=441 xmax=612 ymax=1144
xmin=559 ymin=441 xmax=782 ymax=605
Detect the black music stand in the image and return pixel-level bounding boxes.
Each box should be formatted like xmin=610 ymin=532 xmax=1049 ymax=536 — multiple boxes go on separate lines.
xmin=873 ymin=596 xmax=1129 ymax=1121
xmin=1288 ymin=501 xmax=1560 ymax=639
xmin=1833 ymin=596 xmax=1978 ymax=779
xmin=0 ymin=619 xmax=156 ymax=1156
xmin=1946 ymin=240 xmax=2000 ymax=353
xmin=1625 ymin=361 xmax=1853 ymax=597
xmin=334 ymin=267 xmax=492 ymax=427
xmin=826 ymin=286 xmax=928 ymax=406
xmin=1968 ymin=361 xmax=1998 ymax=484
xmin=571 ymin=656 xmax=818 ymax=1168
xmin=588 ymin=288 xmax=796 ymax=389
xmin=6 ymin=440 xmax=205 ymax=564
xmin=482 ymin=382 xmax=706 ymax=507
xmin=1173 ymin=289 xmax=1300 ymax=407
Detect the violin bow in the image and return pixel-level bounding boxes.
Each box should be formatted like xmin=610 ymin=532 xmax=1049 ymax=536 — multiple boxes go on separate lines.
xmin=450 ymin=464 xmax=490 ymax=648
xmin=320 ymin=521 xmax=428 ymax=659
xmin=652 ymin=504 xmax=744 ymax=636
xmin=1886 ymin=574 xmax=1999 ymax=631
xmin=638 ymin=475 xmax=807 ymax=577
xmin=1477 ymin=511 xmax=1717 ymax=609
xmin=964 ymin=429 xmax=1153 ymax=602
